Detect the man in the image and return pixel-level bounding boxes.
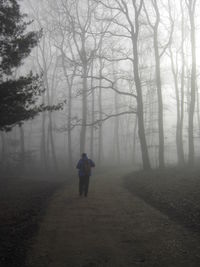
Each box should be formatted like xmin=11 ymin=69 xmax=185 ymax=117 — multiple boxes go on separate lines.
xmin=76 ymin=153 xmax=95 ymax=197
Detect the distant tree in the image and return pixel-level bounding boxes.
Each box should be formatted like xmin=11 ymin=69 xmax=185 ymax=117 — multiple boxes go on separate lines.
xmin=90 ymin=60 xmax=95 ymax=160
xmin=168 ymin=0 xmax=185 ymax=166
xmin=60 ymin=0 xmax=96 ymax=154
xmin=186 ymin=0 xmax=197 ymax=166
xmin=0 ymin=0 xmax=44 ymax=131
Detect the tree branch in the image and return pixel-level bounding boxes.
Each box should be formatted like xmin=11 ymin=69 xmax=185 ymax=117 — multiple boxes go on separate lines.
xmin=75 ymin=110 xmax=137 ymax=126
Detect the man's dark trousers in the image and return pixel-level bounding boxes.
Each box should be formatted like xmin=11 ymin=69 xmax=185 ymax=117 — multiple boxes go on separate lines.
xmin=79 ymin=175 xmax=90 ymax=196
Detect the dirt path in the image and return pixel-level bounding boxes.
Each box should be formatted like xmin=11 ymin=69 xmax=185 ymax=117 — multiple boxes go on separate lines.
xmin=26 ymin=171 xmax=200 ymax=267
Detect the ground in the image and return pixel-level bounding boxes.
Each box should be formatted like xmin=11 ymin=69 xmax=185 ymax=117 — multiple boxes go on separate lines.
xmin=0 ymin=176 xmax=62 ymax=267
xmin=23 ymin=169 xmax=200 ymax=267
xmin=1 ymin=169 xmax=200 ymax=267
xmin=125 ymin=168 xmax=200 ymax=233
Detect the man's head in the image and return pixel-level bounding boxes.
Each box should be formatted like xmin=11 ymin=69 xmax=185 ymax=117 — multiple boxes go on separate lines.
xmin=82 ymin=153 xmax=87 ymax=159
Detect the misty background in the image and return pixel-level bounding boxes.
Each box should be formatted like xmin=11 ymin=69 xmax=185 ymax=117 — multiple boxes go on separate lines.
xmin=1 ymin=0 xmax=200 ymax=174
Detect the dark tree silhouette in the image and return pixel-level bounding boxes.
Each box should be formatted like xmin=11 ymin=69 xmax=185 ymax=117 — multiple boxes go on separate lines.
xmin=0 ymin=0 xmax=44 ymax=131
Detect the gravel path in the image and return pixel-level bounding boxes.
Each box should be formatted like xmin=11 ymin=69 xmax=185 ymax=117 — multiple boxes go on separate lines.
xmin=26 ymin=171 xmax=200 ymax=267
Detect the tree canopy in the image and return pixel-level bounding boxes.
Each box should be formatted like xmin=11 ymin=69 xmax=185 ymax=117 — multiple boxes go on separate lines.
xmin=0 ymin=0 xmax=44 ymax=131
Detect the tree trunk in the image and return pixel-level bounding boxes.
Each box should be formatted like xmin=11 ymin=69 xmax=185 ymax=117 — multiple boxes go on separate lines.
xmin=67 ymin=85 xmax=73 ymax=167
xmin=188 ymin=2 xmax=196 ymax=166
xmin=132 ymin=33 xmax=151 ymax=170
xmin=39 ymin=39 xmax=58 ymax=172
xmin=40 ymin=95 xmax=48 ymax=170
xmin=154 ymin=30 xmax=165 ymax=169
xmin=44 ymin=71 xmax=58 ymax=172
xmin=111 ymin=55 xmax=121 ymax=164
xmin=90 ymin=62 xmax=95 ymax=159
xmin=114 ymin=88 xmax=120 ymax=164
xmin=196 ymin=85 xmax=200 ymax=137
xmin=169 ymin=48 xmax=185 ymax=166
xmin=98 ymin=55 xmax=103 ymax=165
xmin=80 ymin=64 xmax=88 ymax=154
xmin=19 ymin=125 xmax=25 ymax=170
xmin=179 ymin=0 xmax=185 ymax=165
xmin=1 ymin=131 xmax=5 ymax=167
xmin=133 ymin=116 xmax=138 ymax=164
xmin=48 ymin=113 xmax=58 ymax=171
xmin=61 ymin=53 xmax=73 ymax=167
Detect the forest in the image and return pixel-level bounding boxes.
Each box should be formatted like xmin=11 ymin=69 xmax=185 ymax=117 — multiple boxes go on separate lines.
xmin=1 ymin=0 xmax=200 ymax=173
xmin=1 ymin=0 xmax=200 ymax=267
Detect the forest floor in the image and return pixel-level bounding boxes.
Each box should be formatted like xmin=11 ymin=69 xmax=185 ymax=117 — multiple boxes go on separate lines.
xmin=0 ymin=174 xmax=64 ymax=267
xmin=23 ymin=168 xmax=200 ymax=267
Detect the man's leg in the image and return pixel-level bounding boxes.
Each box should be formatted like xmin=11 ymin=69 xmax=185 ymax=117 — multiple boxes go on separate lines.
xmin=79 ymin=176 xmax=84 ymax=196
xmin=84 ymin=176 xmax=90 ymax=197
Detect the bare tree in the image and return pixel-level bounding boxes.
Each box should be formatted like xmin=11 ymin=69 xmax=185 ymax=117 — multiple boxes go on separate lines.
xmin=168 ymin=0 xmax=185 ymax=166
xmin=26 ymin=0 xmax=59 ymax=171
xmin=97 ymin=0 xmax=151 ymax=170
xmin=186 ymin=0 xmax=197 ymax=166
xmin=144 ymin=0 xmax=174 ymax=168
xmin=97 ymin=39 xmax=104 ymax=165
xmin=60 ymin=0 xmax=98 ymax=153
xmin=179 ymin=0 xmax=186 ymax=165
xmin=90 ymin=61 xmax=95 ymax=159
xmin=60 ymin=41 xmax=77 ymax=167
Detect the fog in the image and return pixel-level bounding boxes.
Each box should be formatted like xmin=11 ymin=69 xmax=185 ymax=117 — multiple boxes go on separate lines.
xmin=4 ymin=1 xmax=200 ymax=266
xmin=1 ymin=0 xmax=200 ymax=174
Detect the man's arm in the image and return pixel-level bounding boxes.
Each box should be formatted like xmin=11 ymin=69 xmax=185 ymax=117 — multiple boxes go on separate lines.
xmin=90 ymin=159 xmax=95 ymax=167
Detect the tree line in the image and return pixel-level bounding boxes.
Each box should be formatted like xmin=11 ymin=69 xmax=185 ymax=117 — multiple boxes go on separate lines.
xmin=0 ymin=0 xmax=199 ymax=172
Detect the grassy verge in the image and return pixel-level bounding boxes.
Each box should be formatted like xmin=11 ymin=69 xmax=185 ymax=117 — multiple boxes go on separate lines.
xmin=124 ymin=167 xmax=200 ymax=233
xmin=0 ymin=177 xmax=63 ymax=267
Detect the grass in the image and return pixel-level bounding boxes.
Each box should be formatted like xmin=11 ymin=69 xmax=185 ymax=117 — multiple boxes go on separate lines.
xmin=0 ymin=176 xmax=62 ymax=267
xmin=124 ymin=167 xmax=200 ymax=234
